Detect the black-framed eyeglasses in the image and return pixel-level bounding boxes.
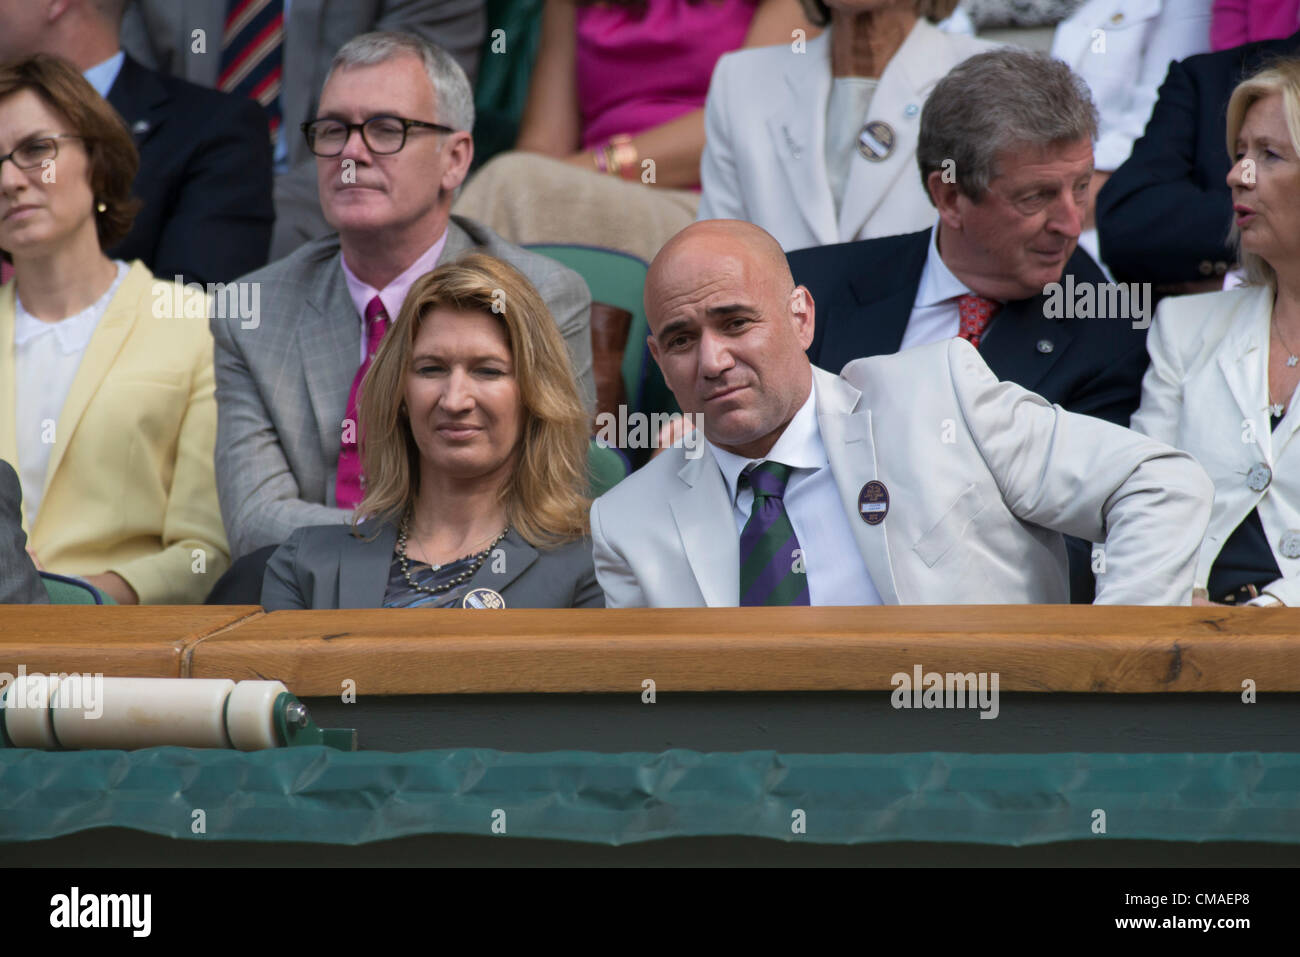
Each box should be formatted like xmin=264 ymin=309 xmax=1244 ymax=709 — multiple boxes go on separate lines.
xmin=0 ymin=134 xmax=86 ymax=172
xmin=300 ymin=115 xmax=455 ymax=157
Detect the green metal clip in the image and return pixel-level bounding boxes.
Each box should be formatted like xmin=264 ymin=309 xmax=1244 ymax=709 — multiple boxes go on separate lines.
xmin=273 ymin=692 xmax=358 ymax=751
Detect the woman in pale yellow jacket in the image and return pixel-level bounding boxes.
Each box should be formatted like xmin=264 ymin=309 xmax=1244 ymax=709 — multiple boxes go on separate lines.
xmin=0 ymin=54 xmax=228 ymax=604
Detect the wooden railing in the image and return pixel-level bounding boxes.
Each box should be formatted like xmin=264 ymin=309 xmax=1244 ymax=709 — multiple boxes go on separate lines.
xmin=2 ymin=605 xmax=1298 ymax=695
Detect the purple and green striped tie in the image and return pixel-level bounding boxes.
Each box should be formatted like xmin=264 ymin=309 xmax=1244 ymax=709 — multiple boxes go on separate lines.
xmin=738 ymin=461 xmax=809 ymax=606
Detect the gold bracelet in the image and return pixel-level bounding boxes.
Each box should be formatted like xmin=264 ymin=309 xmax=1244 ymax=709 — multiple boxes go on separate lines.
xmin=608 ymin=134 xmax=637 ymax=180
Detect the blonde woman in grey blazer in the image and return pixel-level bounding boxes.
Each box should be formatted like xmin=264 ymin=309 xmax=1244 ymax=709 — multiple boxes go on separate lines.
xmin=263 ymin=253 xmax=603 ymax=610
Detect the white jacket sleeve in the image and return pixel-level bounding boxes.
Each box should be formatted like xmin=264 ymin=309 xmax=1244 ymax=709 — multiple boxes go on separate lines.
xmin=947 ymin=338 xmax=1212 ymax=605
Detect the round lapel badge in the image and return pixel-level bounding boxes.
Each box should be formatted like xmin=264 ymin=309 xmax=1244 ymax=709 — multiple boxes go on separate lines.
xmin=858 ymin=481 xmax=889 ymax=525
xmin=462 ymin=587 xmax=506 ymax=609
xmin=1280 ymin=531 xmax=1300 ymax=561
xmin=857 ymin=121 xmax=895 ymax=162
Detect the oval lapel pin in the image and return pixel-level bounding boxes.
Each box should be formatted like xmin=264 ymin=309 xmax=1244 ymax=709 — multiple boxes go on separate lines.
xmin=857 ymin=121 xmax=895 ymax=162
xmin=858 ymin=481 xmax=889 ymax=525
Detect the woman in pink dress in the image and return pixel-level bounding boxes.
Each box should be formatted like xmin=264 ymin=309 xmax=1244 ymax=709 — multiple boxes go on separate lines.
xmin=455 ymin=0 xmax=815 ymax=263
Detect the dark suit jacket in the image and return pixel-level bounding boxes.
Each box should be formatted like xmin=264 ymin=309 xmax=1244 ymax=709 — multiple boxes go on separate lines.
xmin=788 ymin=228 xmax=1150 ymax=427
xmin=261 ymin=520 xmax=604 ymax=610
xmin=0 ymin=460 xmax=48 ymax=604
xmin=106 ymin=55 xmax=274 ymax=285
xmin=1096 ymin=30 xmax=1300 ymax=285
xmin=788 ymin=228 xmax=1150 ymax=603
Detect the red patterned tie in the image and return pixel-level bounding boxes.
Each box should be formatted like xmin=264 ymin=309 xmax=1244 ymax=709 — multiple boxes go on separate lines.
xmin=335 ymin=295 xmax=388 ymax=509
xmin=956 ymin=293 xmax=1000 ymax=349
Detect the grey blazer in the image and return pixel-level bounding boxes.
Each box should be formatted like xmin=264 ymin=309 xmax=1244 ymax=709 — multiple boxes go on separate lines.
xmin=212 ymin=215 xmax=594 ymax=559
xmin=0 ymin=460 xmax=48 ymax=604
xmin=261 ymin=521 xmax=604 ymax=610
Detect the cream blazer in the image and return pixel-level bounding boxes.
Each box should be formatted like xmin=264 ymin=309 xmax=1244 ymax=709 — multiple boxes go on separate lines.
xmin=697 ymin=20 xmax=995 ymax=252
xmin=0 ymin=261 xmax=229 ymax=603
xmin=1130 ymin=285 xmax=1300 ymax=605
xmin=592 ymin=342 xmax=1211 ymax=607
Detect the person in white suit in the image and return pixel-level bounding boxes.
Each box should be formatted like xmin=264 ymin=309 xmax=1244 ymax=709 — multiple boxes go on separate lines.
xmin=1130 ymin=60 xmax=1300 ymax=607
xmin=1050 ymin=0 xmax=1213 ymax=268
xmin=697 ymin=0 xmax=994 ymax=252
xmin=590 ymin=219 xmax=1212 ymax=607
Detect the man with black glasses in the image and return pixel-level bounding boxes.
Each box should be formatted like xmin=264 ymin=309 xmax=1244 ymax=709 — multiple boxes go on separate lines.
xmin=207 ymin=31 xmax=593 ymax=601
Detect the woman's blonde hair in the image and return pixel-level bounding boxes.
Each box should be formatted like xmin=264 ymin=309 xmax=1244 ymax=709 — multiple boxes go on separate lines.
xmin=354 ymin=252 xmax=591 ymax=547
xmin=1225 ymin=58 xmax=1300 ymax=290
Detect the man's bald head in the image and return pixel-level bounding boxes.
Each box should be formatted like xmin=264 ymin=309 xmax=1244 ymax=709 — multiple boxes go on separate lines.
xmin=644 ymin=219 xmax=815 ymax=459
xmin=645 ymin=220 xmax=795 ymax=336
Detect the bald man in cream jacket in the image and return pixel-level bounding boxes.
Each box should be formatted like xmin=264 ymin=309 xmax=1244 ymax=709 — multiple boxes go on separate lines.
xmin=591 ymin=220 xmax=1213 ymax=606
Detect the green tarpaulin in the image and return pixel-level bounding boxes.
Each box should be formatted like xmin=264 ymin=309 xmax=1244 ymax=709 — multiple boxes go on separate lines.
xmin=1 ymin=749 xmax=1297 ymax=846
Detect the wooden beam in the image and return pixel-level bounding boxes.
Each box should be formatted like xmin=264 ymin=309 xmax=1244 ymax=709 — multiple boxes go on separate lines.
xmin=0 ymin=606 xmax=263 ymax=679
xmin=183 ymin=606 xmax=1300 ymax=695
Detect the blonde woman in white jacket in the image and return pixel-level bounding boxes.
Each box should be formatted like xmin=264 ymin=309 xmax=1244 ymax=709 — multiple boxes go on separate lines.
xmin=1130 ymin=60 xmax=1300 ymax=607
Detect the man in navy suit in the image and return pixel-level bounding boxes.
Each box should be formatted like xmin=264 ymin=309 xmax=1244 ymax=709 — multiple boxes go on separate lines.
xmin=0 ymin=0 xmax=273 ymax=285
xmin=1097 ymin=29 xmax=1300 ymax=289
xmin=787 ymin=50 xmax=1150 ymax=601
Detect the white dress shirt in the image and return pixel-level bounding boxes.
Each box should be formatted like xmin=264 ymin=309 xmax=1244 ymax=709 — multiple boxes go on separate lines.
xmin=13 ymin=261 xmax=130 ymax=523
xmin=898 ymin=225 xmax=987 ymax=351
xmin=705 ymin=378 xmax=882 ymax=606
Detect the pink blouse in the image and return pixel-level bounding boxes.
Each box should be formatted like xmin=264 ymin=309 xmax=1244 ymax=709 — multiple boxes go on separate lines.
xmin=1211 ymin=0 xmax=1300 ymax=50
xmin=575 ymin=0 xmax=758 ymax=150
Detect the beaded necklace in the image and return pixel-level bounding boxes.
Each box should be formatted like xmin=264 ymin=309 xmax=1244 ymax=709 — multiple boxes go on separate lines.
xmin=395 ymin=509 xmax=509 ymax=597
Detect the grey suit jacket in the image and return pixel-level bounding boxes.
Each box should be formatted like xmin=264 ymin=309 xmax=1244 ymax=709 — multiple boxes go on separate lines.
xmin=120 ymin=0 xmax=487 ymax=257
xmin=592 ymin=343 xmax=1213 ymax=607
xmin=261 ymin=520 xmax=604 ymax=609
xmin=212 ymin=215 xmax=593 ymax=559
xmin=0 ymin=460 xmax=48 ymax=604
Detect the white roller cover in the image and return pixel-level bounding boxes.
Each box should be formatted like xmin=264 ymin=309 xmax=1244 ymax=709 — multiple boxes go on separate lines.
xmin=225 ymin=680 xmax=289 ymax=750
xmin=52 ymin=677 xmax=236 ymax=750
xmin=2 ymin=673 xmax=63 ymax=748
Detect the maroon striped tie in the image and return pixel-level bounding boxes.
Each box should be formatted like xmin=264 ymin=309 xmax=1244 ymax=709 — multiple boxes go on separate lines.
xmin=218 ymin=0 xmax=284 ymax=145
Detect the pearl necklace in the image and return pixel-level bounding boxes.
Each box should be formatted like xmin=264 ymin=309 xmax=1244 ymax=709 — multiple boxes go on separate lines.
xmin=396 ymin=511 xmax=509 ymax=597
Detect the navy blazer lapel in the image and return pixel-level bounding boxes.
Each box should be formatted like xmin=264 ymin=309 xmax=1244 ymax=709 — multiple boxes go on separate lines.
xmin=106 ymin=55 xmax=167 ymax=146
xmin=337 ymin=520 xmax=398 ymax=608
xmin=978 ymin=290 xmax=1074 ymax=397
xmin=825 ymin=230 xmax=929 ymax=367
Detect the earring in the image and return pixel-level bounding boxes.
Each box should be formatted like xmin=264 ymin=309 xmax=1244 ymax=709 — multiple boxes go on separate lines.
xmin=95 ymin=201 xmax=106 ymax=213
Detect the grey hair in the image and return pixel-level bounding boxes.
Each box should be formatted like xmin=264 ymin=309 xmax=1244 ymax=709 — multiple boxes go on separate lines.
xmin=917 ymin=49 xmax=1097 ymax=203
xmin=329 ymin=31 xmax=475 ymax=133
